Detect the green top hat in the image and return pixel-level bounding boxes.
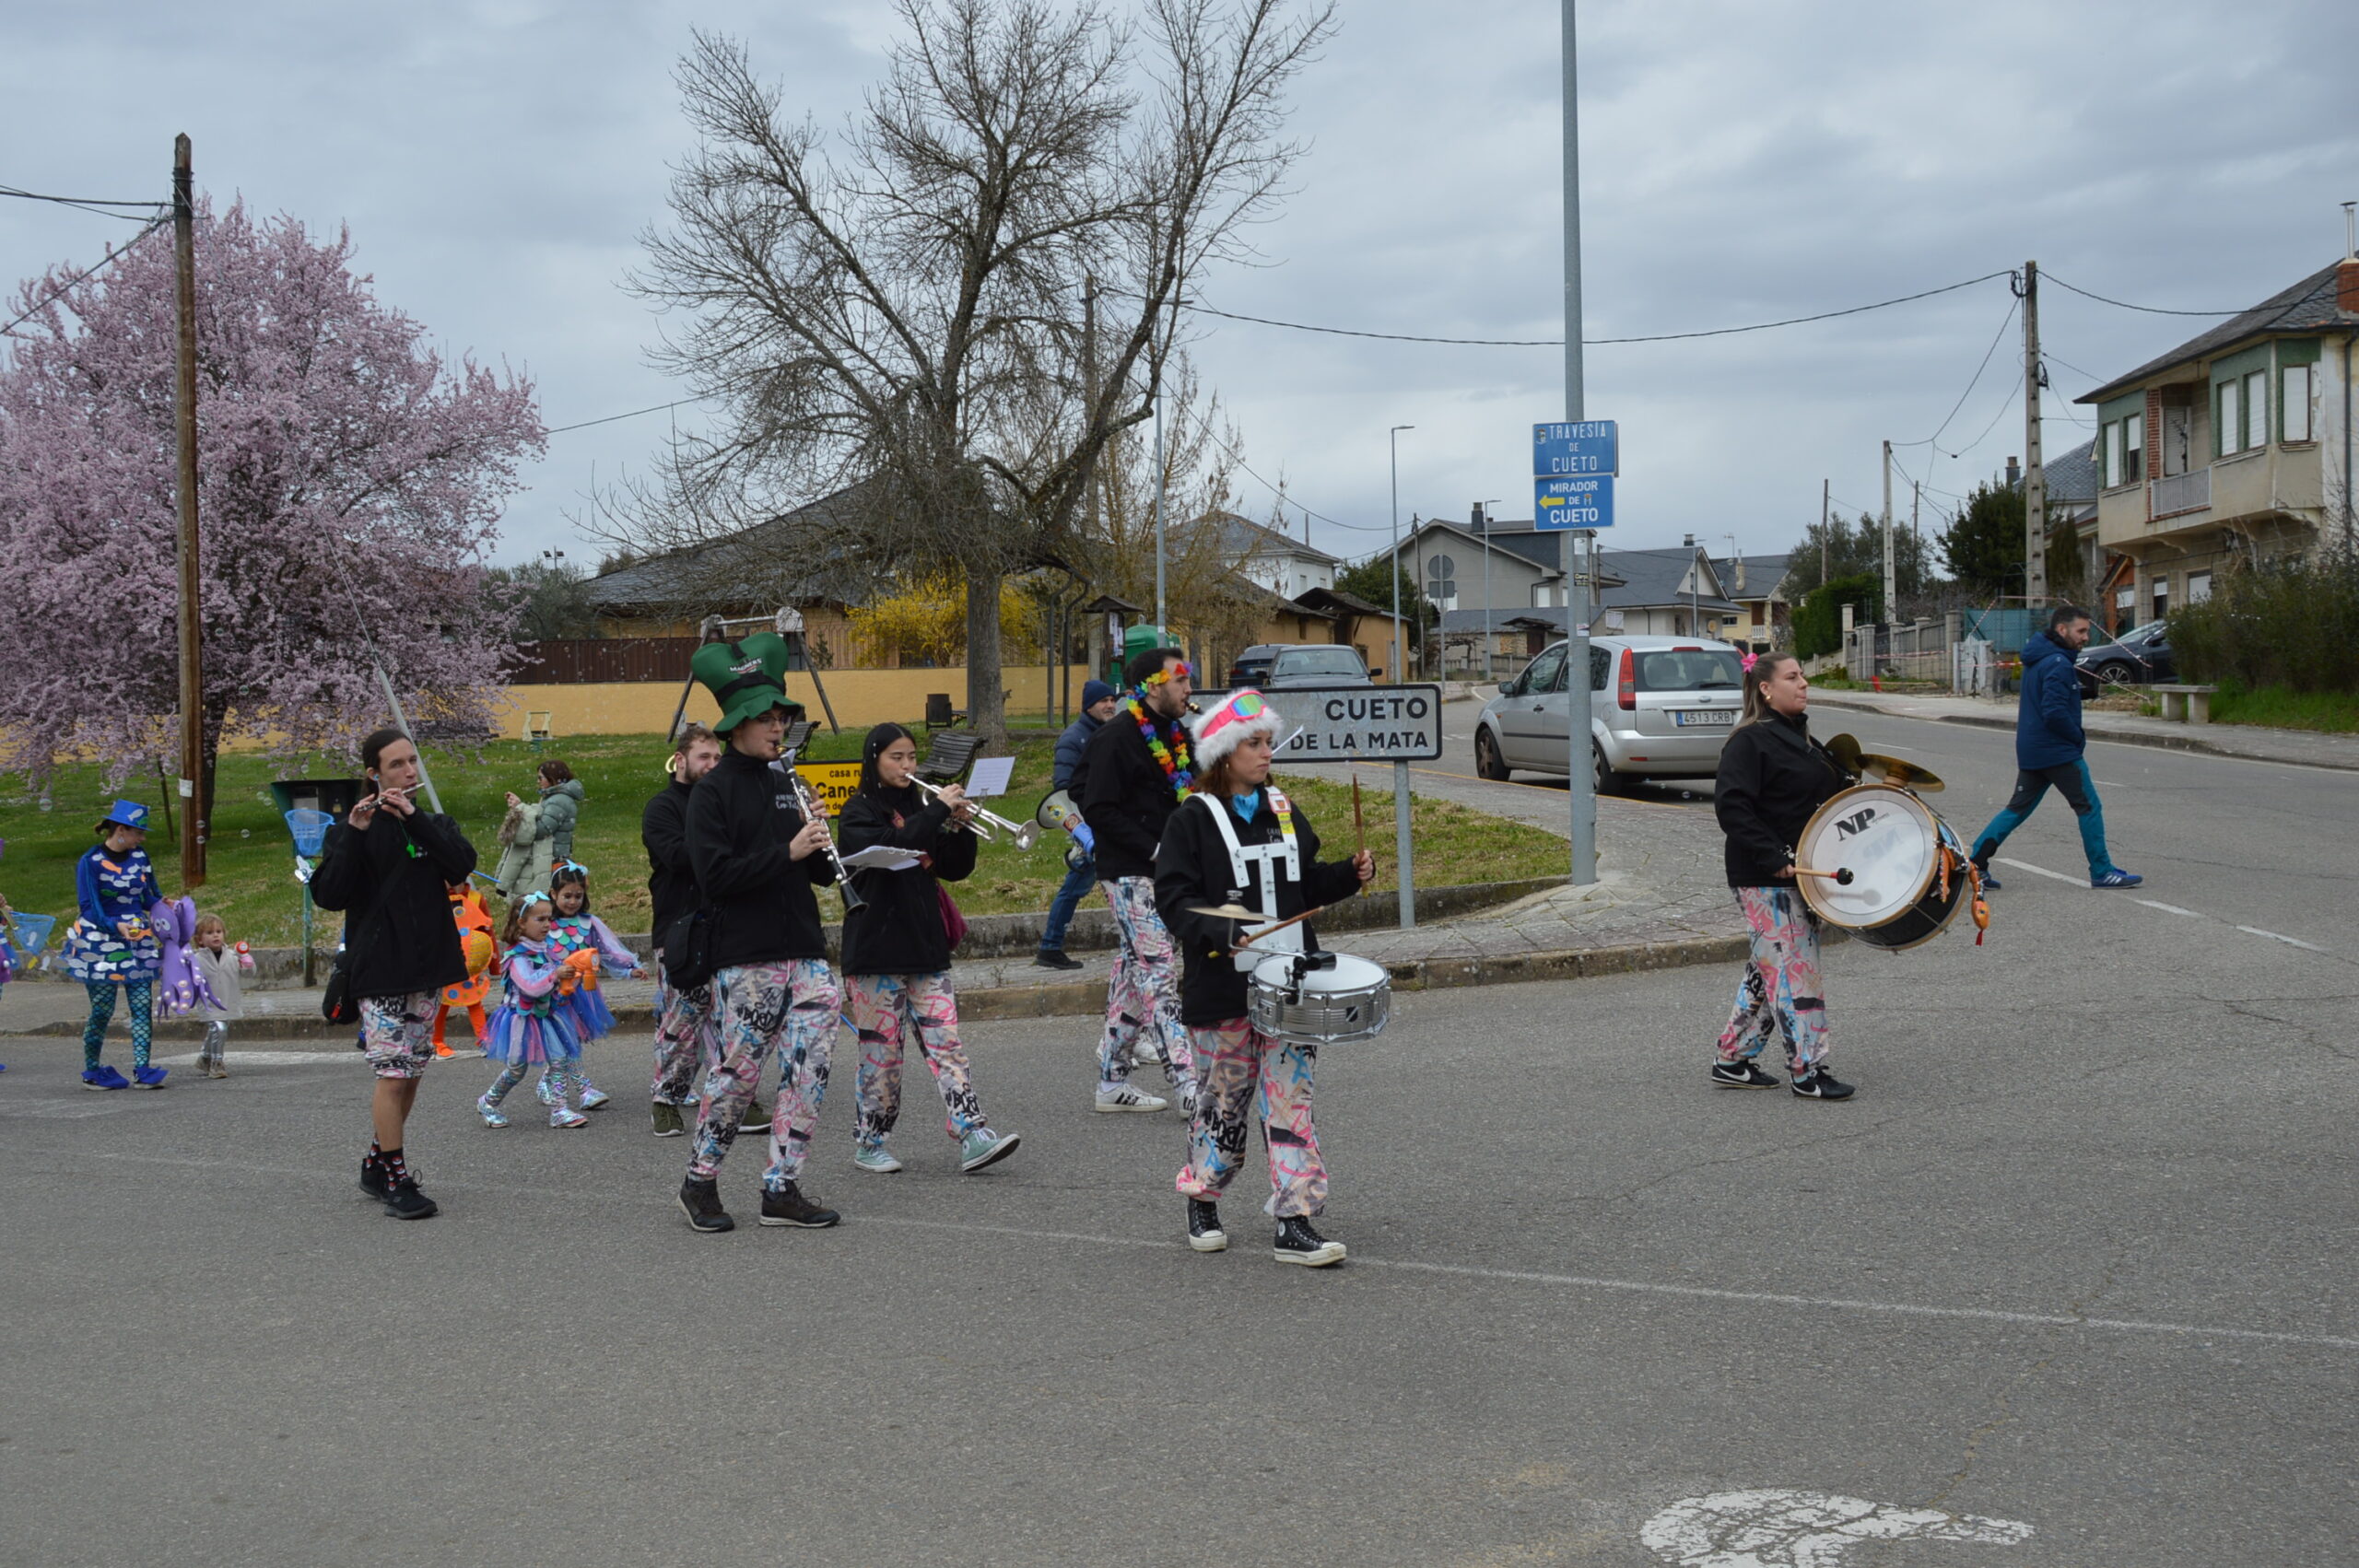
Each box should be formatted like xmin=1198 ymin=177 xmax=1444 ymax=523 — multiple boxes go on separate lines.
xmin=690 ymin=633 xmax=806 ymax=733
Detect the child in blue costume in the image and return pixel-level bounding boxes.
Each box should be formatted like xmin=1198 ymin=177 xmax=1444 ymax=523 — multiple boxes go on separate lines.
xmin=475 ymin=893 xmax=589 ymax=1129
xmin=546 ymin=862 xmax=643 ymax=1113
xmin=62 ymin=801 xmax=168 ymax=1090
xmin=0 ymin=880 xmax=16 ymax=1075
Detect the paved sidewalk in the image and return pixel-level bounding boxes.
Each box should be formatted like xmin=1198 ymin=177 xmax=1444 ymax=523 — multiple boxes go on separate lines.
xmin=1809 ymin=688 xmax=2359 ymax=771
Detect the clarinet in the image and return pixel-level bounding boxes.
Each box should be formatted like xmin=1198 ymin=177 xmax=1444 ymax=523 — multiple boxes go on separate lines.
xmin=780 ymin=764 xmax=867 ymax=916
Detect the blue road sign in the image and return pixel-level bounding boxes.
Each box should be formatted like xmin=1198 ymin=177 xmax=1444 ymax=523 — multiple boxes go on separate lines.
xmin=1534 ymin=474 xmax=1613 ymax=531
xmin=1532 ymin=420 xmax=1619 ymax=477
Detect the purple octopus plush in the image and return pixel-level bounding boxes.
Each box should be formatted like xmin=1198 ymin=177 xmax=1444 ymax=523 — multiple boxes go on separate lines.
xmin=152 ymin=895 xmax=223 ymax=1018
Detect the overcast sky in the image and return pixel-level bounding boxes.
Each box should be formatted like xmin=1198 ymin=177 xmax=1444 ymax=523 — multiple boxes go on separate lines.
xmin=7 ymin=0 xmax=2355 ymax=573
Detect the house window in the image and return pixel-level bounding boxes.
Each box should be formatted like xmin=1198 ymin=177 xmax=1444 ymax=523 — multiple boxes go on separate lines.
xmin=2123 ymin=412 xmax=2142 ymax=483
xmin=2105 ymin=421 xmax=2124 ymax=486
xmin=2113 ymin=583 xmax=2134 ymax=627
xmin=2216 ymin=379 xmax=2241 ymax=457
xmin=2151 ymin=576 xmax=2169 ymax=624
xmin=2283 ymin=363 xmax=2314 ymax=442
xmin=2187 ymin=569 xmax=2212 ymax=604
xmin=2244 ymin=369 xmax=2268 ymax=451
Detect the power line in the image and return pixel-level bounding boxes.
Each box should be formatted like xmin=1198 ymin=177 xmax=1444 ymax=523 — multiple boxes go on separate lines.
xmin=0 ymin=182 xmax=169 ymax=222
xmin=2041 ymin=273 xmax=2242 ymax=317
xmin=0 ymin=218 xmax=169 ymax=339
xmin=546 ymin=396 xmax=707 ymax=435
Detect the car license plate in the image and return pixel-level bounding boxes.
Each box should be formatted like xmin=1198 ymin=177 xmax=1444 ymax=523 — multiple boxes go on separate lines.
xmin=1674 ymin=709 xmax=1733 ymax=727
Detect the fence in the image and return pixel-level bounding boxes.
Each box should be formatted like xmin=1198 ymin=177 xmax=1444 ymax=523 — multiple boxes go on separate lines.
xmin=1844 ymin=614 xmax=1964 ymax=685
xmin=512 ymin=638 xmax=710 ymax=685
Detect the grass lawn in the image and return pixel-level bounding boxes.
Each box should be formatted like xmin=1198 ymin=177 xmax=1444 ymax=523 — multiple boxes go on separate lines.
xmin=0 ymin=731 xmax=1566 ymax=948
xmin=2196 ymin=685 xmax=2359 ymax=734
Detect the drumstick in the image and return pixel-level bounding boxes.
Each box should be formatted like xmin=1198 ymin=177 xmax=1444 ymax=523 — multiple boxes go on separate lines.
xmin=1792 ymin=866 xmax=1855 ymax=885
xmin=1352 ymin=776 xmax=1365 ymax=857
xmin=1232 ymin=903 xmax=1329 ymax=950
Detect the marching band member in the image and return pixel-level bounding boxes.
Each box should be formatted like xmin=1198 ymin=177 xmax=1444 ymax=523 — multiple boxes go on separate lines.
xmin=1154 ymin=691 xmax=1373 ymax=1267
xmin=1078 ymin=647 xmax=1201 ymax=1115
xmin=835 ymin=724 xmax=1020 ymax=1176
xmin=643 ymin=722 xmax=725 ymax=1137
xmin=1711 ymin=652 xmax=1855 ymax=1101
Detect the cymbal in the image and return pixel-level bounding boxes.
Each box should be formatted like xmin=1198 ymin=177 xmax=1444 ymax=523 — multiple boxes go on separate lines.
xmin=1186 ymin=904 xmax=1262 ymax=920
xmin=1859 ymin=752 xmax=1945 ymax=792
xmin=1825 ymin=732 xmax=1864 ymax=776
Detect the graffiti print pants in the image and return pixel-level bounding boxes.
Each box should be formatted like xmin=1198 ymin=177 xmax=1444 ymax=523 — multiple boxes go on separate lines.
xmin=650 ymin=964 xmax=717 ymax=1106
xmin=847 ymin=972 xmax=986 ymax=1148
xmin=1097 ymin=877 xmax=1192 ymax=1091
xmin=1176 ymin=1017 xmax=1326 ymax=1219
xmin=1718 ymin=886 xmax=1829 ymax=1071
xmin=690 ymin=959 xmax=839 ymax=1191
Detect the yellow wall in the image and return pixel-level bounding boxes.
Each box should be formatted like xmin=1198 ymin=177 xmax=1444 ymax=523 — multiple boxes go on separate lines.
xmin=497 ymin=665 xmax=1097 ymax=738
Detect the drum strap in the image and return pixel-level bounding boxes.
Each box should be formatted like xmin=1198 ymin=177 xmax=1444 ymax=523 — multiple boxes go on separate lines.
xmin=1194 ymin=788 xmax=1301 ymax=919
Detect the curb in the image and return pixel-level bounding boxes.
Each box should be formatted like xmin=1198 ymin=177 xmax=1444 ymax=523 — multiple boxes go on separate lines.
xmin=5 ymin=930 xmax=1749 ymax=1041
xmin=1806 ymin=693 xmax=2359 ymax=773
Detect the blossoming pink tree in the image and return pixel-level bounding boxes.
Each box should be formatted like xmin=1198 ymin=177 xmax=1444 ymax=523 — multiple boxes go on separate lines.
xmin=0 ymin=201 xmax=543 ymax=829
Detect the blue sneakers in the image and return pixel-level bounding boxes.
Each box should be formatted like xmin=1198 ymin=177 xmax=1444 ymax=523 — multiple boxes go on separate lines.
xmin=131 ymin=1065 xmax=169 ymax=1089
xmin=81 ymin=1065 xmax=129 ymax=1091
xmin=2092 ymin=869 xmax=2143 ymax=889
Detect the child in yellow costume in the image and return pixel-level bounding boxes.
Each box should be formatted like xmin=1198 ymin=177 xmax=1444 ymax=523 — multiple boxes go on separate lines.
xmin=432 ymin=883 xmax=497 ymax=1058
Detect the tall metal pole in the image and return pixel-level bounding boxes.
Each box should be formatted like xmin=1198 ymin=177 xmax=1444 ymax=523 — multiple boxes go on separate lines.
xmin=171 ymin=133 xmax=206 ymax=888
xmin=1152 ymin=383 xmax=1167 ymax=630
xmin=1819 ymin=477 xmax=1829 ymax=589
xmin=2022 ymin=259 xmax=2048 ymax=607
xmin=1881 ymin=439 xmax=1895 ymax=626
xmin=1481 ymin=499 xmax=1500 ymax=681
xmin=1562 ymin=0 xmax=1596 ymax=885
xmin=1389 ymin=425 xmax=1414 ymax=930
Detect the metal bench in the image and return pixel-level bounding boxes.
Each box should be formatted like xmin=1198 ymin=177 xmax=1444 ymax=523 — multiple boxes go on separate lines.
xmin=2153 ymin=684 xmax=2218 ymax=724
xmin=920 ymin=729 xmax=980 ymax=783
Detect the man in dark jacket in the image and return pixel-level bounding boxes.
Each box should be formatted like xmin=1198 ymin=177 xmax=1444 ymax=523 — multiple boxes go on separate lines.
xmin=1034 ymin=679 xmax=1119 ymax=971
xmin=643 ymin=721 xmax=724 ymax=1138
xmin=1968 ymin=606 xmax=2141 ymax=890
xmin=675 ymin=633 xmax=846 ymax=1235
xmin=311 ymin=727 xmax=477 ymax=1221
xmin=1078 ymin=649 xmax=1198 ymax=1113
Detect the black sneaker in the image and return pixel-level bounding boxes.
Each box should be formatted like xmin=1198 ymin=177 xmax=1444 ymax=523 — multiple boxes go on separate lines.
xmin=381 ymin=1179 xmax=439 ymax=1220
xmin=1032 ymin=949 xmax=1084 ymax=971
xmin=1273 ymin=1215 xmax=1345 ymax=1267
xmin=1790 ymin=1067 xmax=1856 ymax=1101
xmin=1709 ymin=1059 xmax=1780 ymax=1089
xmin=758 ymin=1180 xmax=841 ymax=1229
xmin=358 ymin=1156 xmax=388 ymax=1200
xmin=1187 ymin=1199 xmax=1226 ymax=1253
xmin=677 ymin=1177 xmax=734 ymax=1233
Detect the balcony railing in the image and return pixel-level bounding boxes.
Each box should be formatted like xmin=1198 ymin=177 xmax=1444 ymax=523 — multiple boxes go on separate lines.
xmin=2149 ymin=468 xmax=2211 ymax=519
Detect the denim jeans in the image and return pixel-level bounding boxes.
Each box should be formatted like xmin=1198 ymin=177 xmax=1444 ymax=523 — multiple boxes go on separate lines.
xmin=1039 ymin=853 xmax=1097 ymax=953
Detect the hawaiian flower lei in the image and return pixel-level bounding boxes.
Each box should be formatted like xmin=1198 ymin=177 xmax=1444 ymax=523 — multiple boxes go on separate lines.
xmin=1128 ymin=691 xmax=1195 ymax=800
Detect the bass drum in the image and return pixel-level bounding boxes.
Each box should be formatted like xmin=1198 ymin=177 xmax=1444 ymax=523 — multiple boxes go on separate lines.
xmin=1793 ymin=783 xmax=1968 ymax=952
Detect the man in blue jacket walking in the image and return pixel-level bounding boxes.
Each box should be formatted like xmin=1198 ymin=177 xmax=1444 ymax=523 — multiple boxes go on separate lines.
xmin=1969 ymin=605 xmax=2142 ymax=890
xmin=1034 ymin=681 xmax=1121 ymax=969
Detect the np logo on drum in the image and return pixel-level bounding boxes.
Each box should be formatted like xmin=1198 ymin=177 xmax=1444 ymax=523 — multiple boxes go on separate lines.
xmin=1834 ymin=807 xmax=1877 ymax=838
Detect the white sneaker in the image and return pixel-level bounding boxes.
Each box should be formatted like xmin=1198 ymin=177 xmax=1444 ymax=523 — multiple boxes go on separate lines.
xmin=1094 ymin=1083 xmax=1168 ymax=1114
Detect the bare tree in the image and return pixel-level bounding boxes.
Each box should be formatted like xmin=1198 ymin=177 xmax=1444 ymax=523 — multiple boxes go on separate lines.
xmin=607 ymin=0 xmax=1334 ymax=741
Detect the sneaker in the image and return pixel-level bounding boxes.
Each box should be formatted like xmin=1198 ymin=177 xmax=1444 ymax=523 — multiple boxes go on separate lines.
xmin=1033 ymin=950 xmax=1085 ymax=971
xmin=650 ymin=1102 xmax=686 ymax=1138
xmin=434 ymin=1044 xmax=455 ymax=1059
xmin=579 ymin=1085 xmax=612 ymax=1112
xmin=1790 ymin=1066 xmax=1856 ymax=1100
xmin=852 ymin=1142 xmax=904 ymax=1175
xmin=958 ymin=1127 xmax=1020 ymax=1173
xmin=1273 ymin=1216 xmax=1345 ymax=1267
xmin=131 ymin=1065 xmax=168 ymax=1090
xmin=1709 ymin=1059 xmax=1780 ymax=1089
xmin=476 ymin=1094 xmax=511 ymax=1129
xmin=678 ymin=1176 xmax=734 ymax=1233
xmin=549 ymin=1106 xmax=590 ymax=1129
xmin=1178 ymin=1079 xmax=1201 ymax=1119
xmin=1187 ymin=1199 xmax=1226 ymax=1253
xmin=1973 ymin=858 xmax=2001 ymax=891
xmin=358 ymin=1156 xmax=388 ymax=1200
xmin=206 ymin=1059 xmax=230 ymax=1079
xmin=381 ymin=1179 xmax=439 ymax=1220
xmin=81 ymin=1065 xmax=128 ymax=1092
xmin=1094 ymin=1082 xmax=1168 ymax=1114
xmin=757 ymin=1181 xmax=841 ymax=1229
xmin=740 ymin=1099 xmax=772 ymax=1136
xmin=2092 ymin=869 xmax=2142 ymax=889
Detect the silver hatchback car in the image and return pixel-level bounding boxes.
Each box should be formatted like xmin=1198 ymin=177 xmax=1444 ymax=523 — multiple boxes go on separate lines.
xmin=1473 ymin=635 xmax=1747 ymax=791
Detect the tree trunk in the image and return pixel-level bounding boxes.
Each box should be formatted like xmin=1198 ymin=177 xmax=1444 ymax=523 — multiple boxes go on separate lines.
xmin=965 ymin=568 xmax=1007 ymax=746
xmin=199 ymin=698 xmax=229 ymax=852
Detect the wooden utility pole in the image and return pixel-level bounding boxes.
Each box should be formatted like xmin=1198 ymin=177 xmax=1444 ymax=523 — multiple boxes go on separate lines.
xmin=1880 ymin=439 xmax=1895 ymax=626
xmin=2022 ymin=260 xmax=2048 ymax=607
xmin=171 ymin=133 xmax=206 ymax=887
xmin=1819 ymin=477 xmax=1829 ymax=587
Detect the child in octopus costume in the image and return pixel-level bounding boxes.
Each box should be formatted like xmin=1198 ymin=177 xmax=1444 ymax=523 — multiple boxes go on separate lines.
xmin=475 ymin=894 xmax=592 ymax=1129
xmin=546 ymin=862 xmax=642 ymax=1112
xmin=1152 ymin=691 xmax=1374 ymax=1267
xmin=62 ymin=801 xmax=170 ymax=1090
xmin=432 ymin=883 xmax=497 ymax=1059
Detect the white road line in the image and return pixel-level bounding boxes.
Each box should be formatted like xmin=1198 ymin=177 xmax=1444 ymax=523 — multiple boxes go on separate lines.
xmin=2237 ymin=926 xmax=2332 ymax=954
xmin=2134 ymin=899 xmax=2202 ymax=918
xmin=65 ymin=1153 xmax=2359 ymax=1354
xmin=1998 ymin=859 xmax=2339 ymax=958
xmin=1993 ymin=857 xmax=2083 ymax=884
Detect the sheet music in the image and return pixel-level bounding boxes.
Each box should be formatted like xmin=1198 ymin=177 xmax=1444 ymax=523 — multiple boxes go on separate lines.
xmin=965 ymin=756 xmax=1015 ymax=798
xmin=837 ymin=845 xmax=921 ymax=872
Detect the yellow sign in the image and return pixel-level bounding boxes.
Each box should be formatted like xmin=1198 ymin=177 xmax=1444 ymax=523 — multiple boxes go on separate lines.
xmin=792 ymin=762 xmax=863 ymax=814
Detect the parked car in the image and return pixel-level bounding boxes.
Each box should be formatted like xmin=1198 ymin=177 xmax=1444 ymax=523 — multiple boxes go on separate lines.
xmin=1226 ymin=645 xmax=1279 ymax=687
xmin=1473 ymin=636 xmax=1746 ymax=791
xmin=2076 ymin=620 xmax=2176 ymax=692
xmin=1229 ymin=644 xmax=1380 ymax=688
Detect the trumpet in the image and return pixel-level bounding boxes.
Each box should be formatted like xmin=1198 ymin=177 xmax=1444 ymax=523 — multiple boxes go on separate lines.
xmin=781 ymin=766 xmax=867 ymax=915
xmin=911 ymin=778 xmax=1042 ymax=850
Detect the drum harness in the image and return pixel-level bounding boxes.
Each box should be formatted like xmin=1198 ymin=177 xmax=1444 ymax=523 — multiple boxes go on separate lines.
xmin=1193 ymin=789 xmax=1311 ymax=974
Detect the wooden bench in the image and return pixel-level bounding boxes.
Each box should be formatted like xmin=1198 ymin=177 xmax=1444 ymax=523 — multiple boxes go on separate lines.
xmin=2153 ymin=685 xmax=2219 ymax=724
xmin=522 ymin=710 xmax=555 ymax=743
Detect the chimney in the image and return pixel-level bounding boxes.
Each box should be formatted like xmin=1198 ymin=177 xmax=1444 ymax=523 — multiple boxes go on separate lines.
xmin=1471 ymin=502 xmax=1485 ymax=533
xmin=2340 ymin=202 xmax=2358 ymax=312
xmin=2005 ymin=455 xmax=2021 ymax=489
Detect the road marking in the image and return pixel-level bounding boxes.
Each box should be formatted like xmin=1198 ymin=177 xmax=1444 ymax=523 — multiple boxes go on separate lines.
xmin=2237 ymin=926 xmax=2331 ymax=954
xmin=76 ymin=1153 xmax=2359 ymax=1353
xmin=1641 ymin=1490 xmax=2032 ymax=1568
xmin=0 ymin=1096 xmax=123 ymax=1119
xmin=1999 ymin=859 xmax=2340 ymax=957
xmin=150 ymin=1050 xmax=357 ymax=1067
xmin=2134 ymin=899 xmax=2202 ymax=917
xmin=1993 ymin=857 xmax=2082 ymax=884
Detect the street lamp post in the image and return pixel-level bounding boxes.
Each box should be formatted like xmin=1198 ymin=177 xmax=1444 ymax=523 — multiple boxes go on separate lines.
xmin=1388 ymin=424 xmax=1415 ymax=930
xmin=1481 ymin=499 xmax=1502 ymax=682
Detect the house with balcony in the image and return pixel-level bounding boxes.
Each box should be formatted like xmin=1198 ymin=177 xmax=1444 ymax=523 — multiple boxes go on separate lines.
xmin=2078 ymin=254 xmax=2358 ymax=629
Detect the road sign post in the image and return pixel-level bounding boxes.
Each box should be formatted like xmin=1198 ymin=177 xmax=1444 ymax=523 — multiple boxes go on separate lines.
xmin=1244 ymin=683 xmax=1444 ymax=930
xmin=1532 ymin=420 xmax=1614 ymax=888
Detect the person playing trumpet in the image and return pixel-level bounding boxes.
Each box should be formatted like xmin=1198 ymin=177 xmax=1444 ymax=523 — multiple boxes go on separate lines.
xmin=834 ymin=724 xmax=1021 ymax=1176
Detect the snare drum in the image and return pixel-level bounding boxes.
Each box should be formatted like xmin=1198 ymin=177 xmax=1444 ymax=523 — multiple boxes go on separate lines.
xmin=1247 ymin=952 xmax=1391 ymax=1046
xmin=1792 ymin=783 xmax=1969 ymax=951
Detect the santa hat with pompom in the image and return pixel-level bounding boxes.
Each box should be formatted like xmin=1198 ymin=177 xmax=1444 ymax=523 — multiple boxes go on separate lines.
xmin=1188 ymin=689 xmax=1283 ymax=769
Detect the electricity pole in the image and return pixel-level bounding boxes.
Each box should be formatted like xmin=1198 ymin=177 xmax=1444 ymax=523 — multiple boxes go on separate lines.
xmin=1388 ymin=424 xmax=1414 ymax=929
xmin=1562 ymin=0 xmax=1596 ymax=886
xmin=171 ymin=133 xmax=205 ymax=888
xmin=1819 ymin=478 xmax=1829 ymax=588
xmin=2021 ymin=259 xmax=2048 ymax=607
xmin=1880 ymin=439 xmax=1895 ymax=627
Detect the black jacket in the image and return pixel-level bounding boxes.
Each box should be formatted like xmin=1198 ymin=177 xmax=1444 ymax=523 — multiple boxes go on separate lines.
xmin=836 ymin=784 xmax=980 ymax=977
xmin=685 ymin=747 xmax=838 ymax=971
xmin=1155 ymin=790 xmax=1364 ymax=1026
xmin=1714 ymin=711 xmax=1850 ymax=887
xmin=641 ymin=779 xmax=702 ymax=939
xmin=311 ymin=808 xmax=478 ymax=1000
xmin=1080 ymin=706 xmax=1190 ymax=881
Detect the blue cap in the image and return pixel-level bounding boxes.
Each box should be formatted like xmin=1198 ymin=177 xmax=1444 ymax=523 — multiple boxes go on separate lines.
xmin=101 ymin=800 xmax=149 ymax=831
xmin=1082 ymin=679 xmax=1117 ymax=708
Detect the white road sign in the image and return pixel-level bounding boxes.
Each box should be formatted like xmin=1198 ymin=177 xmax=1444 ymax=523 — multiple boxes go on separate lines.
xmin=1256 ymin=684 xmax=1444 ymax=763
